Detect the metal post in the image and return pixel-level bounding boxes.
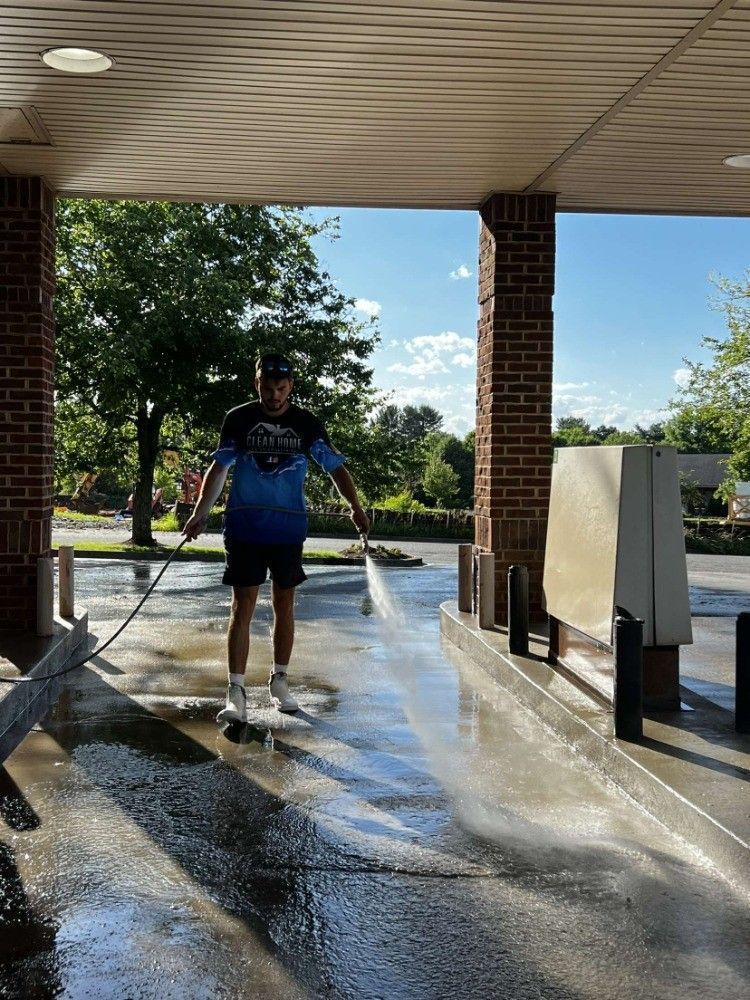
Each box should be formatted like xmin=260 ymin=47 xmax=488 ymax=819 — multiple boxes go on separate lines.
xmin=58 ymin=545 xmax=75 ymax=618
xmin=613 ymin=609 xmax=643 ymax=741
xmin=478 ymin=552 xmax=495 ymax=630
xmin=36 ymin=557 xmax=54 ymax=637
xmin=457 ymin=543 xmax=472 ymax=613
xmin=508 ymin=565 xmax=529 ymax=656
xmin=737 ymin=612 xmax=750 ymax=734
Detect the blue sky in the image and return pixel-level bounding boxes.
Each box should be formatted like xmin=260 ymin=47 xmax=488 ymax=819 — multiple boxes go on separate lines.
xmin=309 ymin=208 xmax=750 ymax=437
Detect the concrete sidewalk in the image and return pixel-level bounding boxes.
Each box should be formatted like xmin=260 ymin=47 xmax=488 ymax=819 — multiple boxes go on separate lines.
xmin=441 ymin=603 xmax=750 ymax=896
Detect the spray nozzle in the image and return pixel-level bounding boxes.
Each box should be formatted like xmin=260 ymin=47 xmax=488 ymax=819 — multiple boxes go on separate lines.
xmin=360 ymin=532 xmax=370 ymax=555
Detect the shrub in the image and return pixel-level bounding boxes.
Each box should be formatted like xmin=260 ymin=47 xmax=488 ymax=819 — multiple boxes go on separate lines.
xmin=379 ymin=491 xmax=428 ymax=513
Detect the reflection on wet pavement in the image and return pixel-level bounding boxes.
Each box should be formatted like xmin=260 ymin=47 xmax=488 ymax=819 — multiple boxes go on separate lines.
xmin=0 ymin=560 xmax=748 ymax=998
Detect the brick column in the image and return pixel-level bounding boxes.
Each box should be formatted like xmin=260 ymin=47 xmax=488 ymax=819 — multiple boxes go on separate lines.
xmin=475 ymin=192 xmax=556 ymax=624
xmin=0 ymin=177 xmax=55 ymax=630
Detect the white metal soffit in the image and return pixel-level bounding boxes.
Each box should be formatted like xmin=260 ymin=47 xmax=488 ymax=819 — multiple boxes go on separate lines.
xmin=1 ymin=0 xmax=749 ymax=214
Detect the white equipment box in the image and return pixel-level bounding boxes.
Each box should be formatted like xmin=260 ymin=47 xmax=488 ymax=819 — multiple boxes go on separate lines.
xmin=543 ymin=446 xmax=692 ymax=649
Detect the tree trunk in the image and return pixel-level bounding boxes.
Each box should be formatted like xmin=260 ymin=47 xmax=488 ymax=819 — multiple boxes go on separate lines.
xmin=130 ymin=406 xmax=163 ymax=547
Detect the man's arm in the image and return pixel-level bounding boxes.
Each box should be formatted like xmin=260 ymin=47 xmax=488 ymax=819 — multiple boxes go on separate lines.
xmin=329 ymin=465 xmax=370 ymax=536
xmin=182 ymin=461 xmax=229 ymax=540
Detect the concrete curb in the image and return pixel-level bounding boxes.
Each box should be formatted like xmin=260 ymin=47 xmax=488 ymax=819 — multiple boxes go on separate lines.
xmin=0 ymin=610 xmax=89 ymax=763
xmin=440 ymin=601 xmax=750 ymax=897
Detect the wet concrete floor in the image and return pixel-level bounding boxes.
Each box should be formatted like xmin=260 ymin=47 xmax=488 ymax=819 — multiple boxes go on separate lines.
xmin=1 ymin=559 xmax=749 ymax=999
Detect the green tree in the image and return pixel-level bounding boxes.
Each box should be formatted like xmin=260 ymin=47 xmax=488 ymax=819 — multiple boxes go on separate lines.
xmin=422 ymin=429 xmax=474 ymax=507
xmin=602 ymin=430 xmax=643 ymax=445
xmin=552 ymin=417 xmax=597 ymax=448
xmin=669 ymin=272 xmax=750 ymax=495
xmin=400 ymin=405 xmax=443 ymax=441
xmin=662 ymin=405 xmax=734 ymax=454
xmin=379 ymin=491 xmax=428 ymax=513
xmin=373 ymin=403 xmax=444 ymax=494
xmin=422 ymin=453 xmax=460 ymax=508
xmin=373 ymin=404 xmax=403 ymax=439
xmin=56 ymin=199 xmax=378 ymax=544
xmin=591 ymin=424 xmax=618 ymax=442
xmin=634 ymin=421 xmax=666 ymax=444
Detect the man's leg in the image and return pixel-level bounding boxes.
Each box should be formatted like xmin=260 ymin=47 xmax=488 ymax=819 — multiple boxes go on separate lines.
xmin=269 ymin=581 xmax=299 ymax=712
xmin=271 ymin=580 xmax=295 ymax=666
xmin=227 ymin=585 xmax=259 ymax=676
xmin=218 ymin=585 xmax=259 ymax=725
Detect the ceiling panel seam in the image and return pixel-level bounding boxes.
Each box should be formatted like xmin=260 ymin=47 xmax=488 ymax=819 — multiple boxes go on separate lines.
xmin=523 ymin=0 xmax=739 ymax=193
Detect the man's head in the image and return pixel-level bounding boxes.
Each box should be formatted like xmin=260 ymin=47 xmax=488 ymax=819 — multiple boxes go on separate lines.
xmin=255 ymin=353 xmax=294 ymax=414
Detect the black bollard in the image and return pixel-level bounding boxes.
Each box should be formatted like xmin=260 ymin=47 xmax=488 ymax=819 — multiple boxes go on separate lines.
xmin=737 ymin=613 xmax=750 ymax=734
xmin=508 ymin=565 xmax=529 ymax=656
xmin=613 ymin=608 xmax=643 ymax=741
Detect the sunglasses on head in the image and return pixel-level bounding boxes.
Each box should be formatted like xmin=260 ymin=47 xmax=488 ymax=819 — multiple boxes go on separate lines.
xmin=259 ymin=359 xmax=292 ymax=377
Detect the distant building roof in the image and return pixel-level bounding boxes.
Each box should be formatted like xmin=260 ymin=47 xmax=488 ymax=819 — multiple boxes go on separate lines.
xmin=677 ymin=454 xmax=731 ymax=489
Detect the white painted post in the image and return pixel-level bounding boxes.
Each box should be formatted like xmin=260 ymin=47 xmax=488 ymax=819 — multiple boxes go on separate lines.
xmin=478 ymin=552 xmax=495 ymax=630
xmin=58 ymin=545 xmax=75 ymax=617
xmin=36 ymin=557 xmax=54 ymax=636
xmin=458 ymin=543 xmax=472 ymax=612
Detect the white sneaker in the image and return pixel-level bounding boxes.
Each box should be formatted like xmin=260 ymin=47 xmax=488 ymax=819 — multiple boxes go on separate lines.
xmin=217 ymin=682 xmax=247 ymax=725
xmin=269 ymin=672 xmax=298 ymax=713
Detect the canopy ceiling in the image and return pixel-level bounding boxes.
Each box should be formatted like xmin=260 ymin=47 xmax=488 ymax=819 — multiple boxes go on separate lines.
xmin=1 ymin=0 xmax=749 ymax=213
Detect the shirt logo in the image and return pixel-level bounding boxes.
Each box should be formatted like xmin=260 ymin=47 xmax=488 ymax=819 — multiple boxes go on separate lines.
xmin=245 ymin=422 xmax=302 ymax=456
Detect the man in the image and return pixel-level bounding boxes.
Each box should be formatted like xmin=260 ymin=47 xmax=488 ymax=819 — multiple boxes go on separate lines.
xmin=182 ymin=353 xmax=370 ymax=725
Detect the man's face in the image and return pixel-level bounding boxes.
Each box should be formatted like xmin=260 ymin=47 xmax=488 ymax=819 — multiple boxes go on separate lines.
xmin=256 ymin=374 xmax=293 ymax=413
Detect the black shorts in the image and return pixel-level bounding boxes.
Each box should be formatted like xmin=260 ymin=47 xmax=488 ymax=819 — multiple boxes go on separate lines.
xmin=222 ymin=541 xmax=307 ymax=590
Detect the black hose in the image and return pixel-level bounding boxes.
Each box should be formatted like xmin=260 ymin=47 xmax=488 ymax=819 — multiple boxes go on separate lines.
xmin=0 ymin=536 xmax=189 ymax=685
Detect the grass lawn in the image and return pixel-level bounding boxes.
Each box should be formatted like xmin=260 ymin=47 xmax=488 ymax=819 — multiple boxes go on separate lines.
xmin=52 ymin=539 xmax=342 ymax=561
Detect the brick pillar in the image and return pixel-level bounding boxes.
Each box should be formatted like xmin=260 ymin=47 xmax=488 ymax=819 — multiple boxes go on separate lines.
xmin=0 ymin=177 xmax=55 ymax=630
xmin=475 ymin=192 xmax=556 ymax=624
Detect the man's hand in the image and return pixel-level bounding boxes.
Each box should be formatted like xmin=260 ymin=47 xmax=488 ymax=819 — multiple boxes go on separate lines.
xmin=350 ymin=505 xmax=370 ymax=536
xmin=180 ymin=461 xmax=228 ymax=542
xmin=182 ymin=513 xmax=207 ymax=541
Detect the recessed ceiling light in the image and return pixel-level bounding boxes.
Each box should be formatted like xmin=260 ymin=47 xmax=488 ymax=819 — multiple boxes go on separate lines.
xmin=723 ymin=154 xmax=750 ymax=169
xmin=40 ymin=47 xmax=114 ymax=74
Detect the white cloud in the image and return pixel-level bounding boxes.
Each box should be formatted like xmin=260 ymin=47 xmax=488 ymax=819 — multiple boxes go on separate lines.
xmin=629 ymin=408 xmax=666 ymax=427
xmin=387 ymin=356 xmax=449 ymax=378
xmin=554 ymin=394 xmax=601 ymax=407
xmin=452 ymin=352 xmax=475 ymax=368
xmin=442 ymin=399 xmax=476 ymax=435
xmin=552 ymin=390 xmax=668 ymax=429
xmin=568 ymin=403 xmax=629 ymax=424
xmin=553 ymin=381 xmax=590 ymax=393
xmin=449 ymin=264 xmax=473 ymax=280
xmin=391 ymin=330 xmax=475 ymax=379
xmin=673 ymin=367 xmax=691 ymax=388
xmin=390 ymin=384 xmax=461 ymax=405
xmin=354 ymin=297 xmax=381 ymax=318
xmin=405 ymin=331 xmax=474 ymax=356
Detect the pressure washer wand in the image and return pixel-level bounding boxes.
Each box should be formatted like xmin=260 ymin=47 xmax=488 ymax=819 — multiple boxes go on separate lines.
xmin=360 ymin=532 xmax=370 ymax=555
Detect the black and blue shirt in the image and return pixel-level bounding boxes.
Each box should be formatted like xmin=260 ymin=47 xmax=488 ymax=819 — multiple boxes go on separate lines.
xmin=212 ymin=401 xmax=346 ymax=544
